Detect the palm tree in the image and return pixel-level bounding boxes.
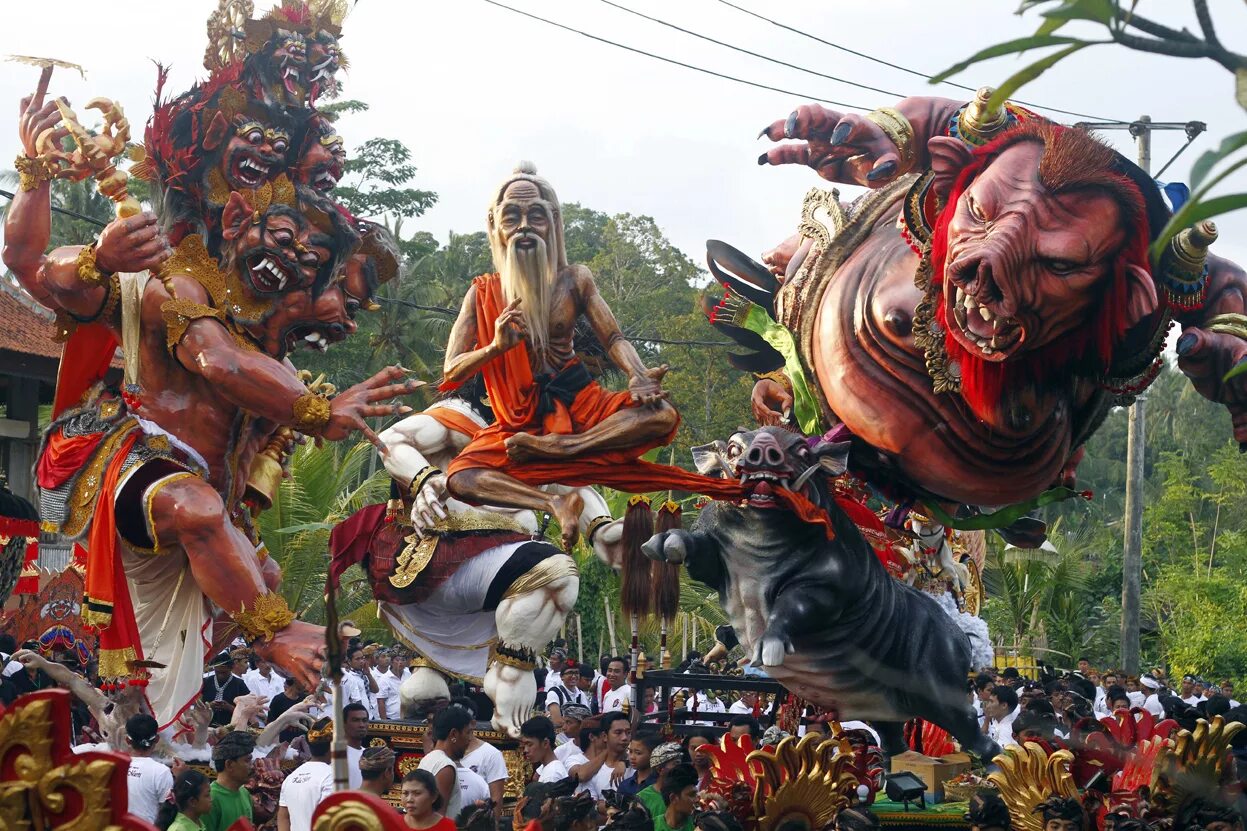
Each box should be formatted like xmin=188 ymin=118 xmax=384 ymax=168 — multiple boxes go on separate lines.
xmin=255 ymin=440 xmax=391 ymax=638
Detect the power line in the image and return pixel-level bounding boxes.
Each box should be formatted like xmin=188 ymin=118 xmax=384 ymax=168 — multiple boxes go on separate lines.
xmin=0 ymin=189 xmax=108 ymax=227
xmin=478 ymin=0 xmax=872 ymax=111
xmin=712 ymin=0 xmax=1129 ymax=124
xmin=595 ymin=0 xmax=903 ymax=99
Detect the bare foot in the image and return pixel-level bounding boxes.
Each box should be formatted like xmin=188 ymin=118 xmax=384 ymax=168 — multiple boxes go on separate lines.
xmin=505 ymin=432 xmax=573 ymax=462
xmin=552 ymin=491 xmax=584 ymax=550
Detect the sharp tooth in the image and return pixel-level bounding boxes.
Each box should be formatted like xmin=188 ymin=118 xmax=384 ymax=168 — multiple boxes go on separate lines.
xmin=990 ymin=336 xmax=997 ymax=349
xmin=963 ymin=292 xmax=975 ymax=310
xmin=276 ymin=274 xmax=287 ymax=290
xmin=992 ymin=318 xmax=1000 ymax=332
xmin=979 ymin=306 xmax=992 ymax=322
xmin=955 ymin=287 xmax=964 ymax=305
xmin=983 ymin=346 xmax=994 ymax=355
xmin=305 ymin=333 xmax=319 ymax=342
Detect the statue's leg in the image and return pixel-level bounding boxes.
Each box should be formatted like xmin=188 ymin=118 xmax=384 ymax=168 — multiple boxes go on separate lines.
xmin=147 ymin=475 xmax=324 ymax=687
xmin=486 ymin=570 xmax=579 ymax=738
xmin=873 ymin=721 xmax=908 ymax=760
xmin=505 ymin=401 xmax=678 ymax=461
xmin=448 ymin=469 xmax=583 ymax=548
xmin=399 ymin=665 xmax=452 ymax=719
xmin=757 ymin=585 xmax=836 ymax=668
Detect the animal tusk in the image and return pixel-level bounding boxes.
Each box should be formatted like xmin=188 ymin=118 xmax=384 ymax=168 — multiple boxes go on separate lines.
xmin=790 ymin=465 xmax=820 ymax=492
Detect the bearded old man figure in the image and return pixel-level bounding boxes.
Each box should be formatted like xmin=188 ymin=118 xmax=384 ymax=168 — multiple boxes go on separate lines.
xmin=440 ymin=163 xmax=742 ymax=545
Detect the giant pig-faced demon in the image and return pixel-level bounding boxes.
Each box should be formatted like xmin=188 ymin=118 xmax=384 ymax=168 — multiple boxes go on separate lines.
xmin=712 ymin=92 xmax=1240 ymax=542
xmin=1 ymin=0 xmax=416 ymax=729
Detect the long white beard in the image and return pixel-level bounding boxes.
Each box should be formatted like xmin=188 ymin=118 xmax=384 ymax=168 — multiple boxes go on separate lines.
xmin=498 ymin=235 xmax=557 ymax=363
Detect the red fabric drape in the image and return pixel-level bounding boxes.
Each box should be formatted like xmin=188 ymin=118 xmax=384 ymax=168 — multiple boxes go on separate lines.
xmin=52 ymin=324 xmax=118 ymax=418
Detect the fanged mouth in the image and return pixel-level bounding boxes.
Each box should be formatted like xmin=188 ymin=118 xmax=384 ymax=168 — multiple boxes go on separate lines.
xmin=308 ymin=56 xmax=336 ymax=83
xmin=738 ymin=469 xmax=792 ymax=509
xmin=945 ymin=284 xmax=1024 ymax=361
xmin=282 ymin=65 xmax=303 ymax=98
xmin=247 ymin=253 xmax=294 ymax=293
xmin=233 ymin=155 xmax=270 ymax=188
xmin=285 ymin=324 xmax=331 ymax=353
xmin=312 ymin=169 xmax=338 ymax=192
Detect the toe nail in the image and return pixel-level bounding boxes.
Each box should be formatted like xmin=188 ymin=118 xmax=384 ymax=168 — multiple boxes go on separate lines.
xmin=784 ymin=112 xmax=797 ymax=139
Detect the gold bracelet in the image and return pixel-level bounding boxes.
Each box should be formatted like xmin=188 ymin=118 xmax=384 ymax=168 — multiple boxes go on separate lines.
xmin=292 ymin=391 xmax=331 ymax=432
xmin=233 ymin=592 xmax=295 ymax=642
xmin=753 ymin=368 xmax=793 ymax=393
xmin=584 ymin=515 xmax=612 ymax=544
xmin=408 ymin=465 xmax=443 ymax=497
xmin=864 ymin=107 xmax=915 ymax=173
xmin=76 ymin=244 xmax=108 ymax=287
xmin=14 ymin=154 xmax=52 ymax=191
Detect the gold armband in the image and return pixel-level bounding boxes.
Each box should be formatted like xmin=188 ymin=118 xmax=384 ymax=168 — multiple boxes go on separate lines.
xmin=865 ymin=107 xmax=915 ymax=173
xmin=15 ymin=154 xmax=52 ymax=191
xmin=490 ymin=641 xmax=537 ymax=672
xmin=1207 ymin=313 xmax=1247 ymax=340
xmin=233 ymin=592 xmax=295 ymax=642
xmin=76 ymin=243 xmax=108 ymax=287
xmin=754 ymin=368 xmax=793 ymax=392
xmin=408 ymin=465 xmax=443 ymax=497
xmin=161 ymin=299 xmax=225 ymax=352
xmin=292 ymin=391 xmax=332 ymax=432
xmin=584 ymin=515 xmax=613 ymax=544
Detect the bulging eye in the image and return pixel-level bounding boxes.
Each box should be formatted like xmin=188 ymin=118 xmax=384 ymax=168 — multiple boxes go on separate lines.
xmin=273 ymin=138 xmax=289 ymax=154
xmin=273 ymin=229 xmax=294 ymax=246
xmin=247 ymin=130 xmax=263 ymax=145
xmin=1044 ymin=258 xmax=1078 ymax=276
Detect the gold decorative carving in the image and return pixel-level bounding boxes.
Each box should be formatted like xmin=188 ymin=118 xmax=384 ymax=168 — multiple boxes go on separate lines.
xmin=312 ymin=801 xmax=385 ymax=831
xmin=987 ymin=743 xmax=1079 ymax=831
xmin=1152 ymin=716 xmax=1246 ymax=805
xmin=747 ymin=733 xmax=860 ymax=831
xmin=502 ymin=748 xmax=530 ymax=801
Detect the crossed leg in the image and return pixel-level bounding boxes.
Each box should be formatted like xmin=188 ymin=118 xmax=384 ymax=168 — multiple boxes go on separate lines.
xmin=504 ymin=400 xmax=678 ymax=461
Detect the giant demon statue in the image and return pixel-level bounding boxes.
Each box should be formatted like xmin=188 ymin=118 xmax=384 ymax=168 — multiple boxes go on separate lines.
xmin=711 ymin=92 xmax=1237 ymax=542
xmin=1 ymin=0 xmax=416 ymax=728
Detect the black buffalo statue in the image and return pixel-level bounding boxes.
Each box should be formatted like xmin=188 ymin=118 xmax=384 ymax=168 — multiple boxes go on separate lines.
xmin=643 ymin=426 xmax=999 ymax=759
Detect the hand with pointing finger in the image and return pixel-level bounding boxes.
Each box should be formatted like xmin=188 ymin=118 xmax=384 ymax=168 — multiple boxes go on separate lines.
xmin=492 ymin=298 xmax=529 ymax=353
xmin=321 ymin=365 xmax=425 ymax=446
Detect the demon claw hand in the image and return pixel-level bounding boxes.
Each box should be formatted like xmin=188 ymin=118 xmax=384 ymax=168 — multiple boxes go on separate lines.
xmin=1176 ymin=325 xmax=1247 ymax=446
xmin=643 ymin=529 xmax=692 ymax=565
xmin=758 ymin=103 xmax=905 ymax=187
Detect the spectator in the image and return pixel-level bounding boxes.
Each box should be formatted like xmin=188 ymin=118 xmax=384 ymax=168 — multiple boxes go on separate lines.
xmin=1141 ymin=675 xmax=1166 ymax=717
xmin=728 ymin=691 xmax=758 ymax=715
xmin=985 ymin=685 xmax=1020 ymax=749
xmin=359 ymin=745 xmax=397 ymax=799
xmin=401 ymin=769 xmax=456 ymax=831
xmin=602 ymin=657 xmax=631 ymax=712
xmin=456 ymin=803 xmax=499 ymax=831
xmin=341 ymin=646 xmax=372 ymax=715
xmin=244 ymin=658 xmax=284 ymax=705
xmin=618 ymin=732 xmax=662 ymax=799
xmin=684 ymin=729 xmax=716 ymax=790
xmin=590 ymin=655 xmax=611 ymax=713
xmin=972 ymin=673 xmax=995 ymax=720
xmin=555 ymin=704 xmax=591 ymax=762
xmin=343 ymin=702 xmax=369 ymax=789
xmin=1106 ymin=685 xmax=1131 ymax=712
xmin=546 ymin=647 xmax=569 ymax=691
xmin=374 ymin=649 xmax=401 ymax=720
xmin=1035 ymin=796 xmax=1088 ymax=831
xmin=277 ymin=718 xmax=335 ymax=831
xmin=656 ymin=764 xmax=699 ymax=831
xmin=965 ymin=791 xmax=1012 ymax=831
xmin=728 ymin=715 xmax=761 ymax=742
xmin=1219 ymin=680 xmax=1239 ymax=708
xmin=156 ymin=769 xmax=212 ymax=831
xmin=268 ymin=678 xmax=308 ymax=741
xmin=202 ymin=652 xmax=249 ymax=728
xmin=1180 ymin=675 xmax=1203 ymax=707
xmin=548 ymin=662 xmax=591 ymax=726
xmin=521 ymin=715 xmax=569 ymax=783
xmin=459 ymin=700 xmax=509 ymax=819
xmin=205 ymin=730 xmax=255 ymax=831
xmin=1124 ymin=677 xmax=1146 ymax=708
xmin=123 ymin=713 xmax=173 ymax=824
xmin=565 ymin=712 xmax=629 ymax=799
xmin=690 ymin=688 xmax=726 ymax=725
xmin=419 ymin=704 xmax=474 ymax=819
xmin=635 ymin=742 xmax=685 ymax=819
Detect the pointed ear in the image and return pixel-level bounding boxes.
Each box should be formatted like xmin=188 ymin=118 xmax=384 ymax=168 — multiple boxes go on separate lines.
xmin=221 ymin=191 xmax=255 ymax=242
xmin=812 ymin=440 xmax=851 ymax=477
xmin=1123 ymin=264 xmax=1159 ymax=331
xmin=691 ymin=440 xmax=731 ymax=478
xmin=202 ymin=111 xmax=230 ymax=153
xmin=928 ymin=136 xmax=974 ymax=200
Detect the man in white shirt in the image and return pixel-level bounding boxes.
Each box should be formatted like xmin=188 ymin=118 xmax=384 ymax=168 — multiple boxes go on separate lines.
xmin=1220 ymin=679 xmax=1240 ymax=708
xmin=244 ymin=659 xmax=285 ymax=704
xmin=1141 ymin=675 xmax=1167 ymax=717
xmin=1179 ymin=675 xmax=1203 ymax=707
xmin=123 ymin=714 xmax=172 ymax=824
xmin=547 ymin=663 xmax=591 ymax=726
xmin=461 ymin=705 xmax=509 ymax=821
xmin=278 ymin=718 xmax=335 ymax=831
xmin=340 ymin=646 xmax=372 ymax=715
xmin=728 ymin=690 xmax=759 ymax=715
xmin=371 ymin=649 xmax=401 ymax=720
xmin=520 ymin=715 xmax=569 ymax=783
xmin=554 ymin=705 xmax=592 ymax=761
xmin=601 ymin=657 xmax=631 ymax=712
xmin=419 ymin=705 xmax=474 ymax=819
xmin=984 ymin=685 xmax=1020 ymax=749
xmin=343 ymin=702 xmax=370 ymax=790
xmin=545 ymin=648 xmax=569 ymax=693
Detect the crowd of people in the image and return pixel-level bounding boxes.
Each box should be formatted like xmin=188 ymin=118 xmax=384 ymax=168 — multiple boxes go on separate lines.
xmin=3 ymin=629 xmax=1244 ymax=831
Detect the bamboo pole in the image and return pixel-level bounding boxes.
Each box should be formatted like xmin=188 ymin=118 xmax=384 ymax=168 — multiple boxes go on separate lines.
xmin=575 ymin=613 xmax=583 ymax=664
xmin=604 ymin=596 xmax=617 ymax=656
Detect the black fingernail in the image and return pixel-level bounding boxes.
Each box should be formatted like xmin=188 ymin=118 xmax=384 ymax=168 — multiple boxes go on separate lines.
xmin=784 ymin=111 xmax=797 ymax=139
xmin=866 ymin=160 xmax=898 ymax=181
xmin=1175 ymin=333 xmax=1196 ymax=355
xmin=757 ymin=152 xmax=769 ymax=166
xmin=757 ymin=126 xmax=770 ymax=140
xmin=830 ymin=122 xmax=852 ymax=146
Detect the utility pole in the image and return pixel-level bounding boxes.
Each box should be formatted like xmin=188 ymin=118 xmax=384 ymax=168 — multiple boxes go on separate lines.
xmin=1120 ymin=115 xmax=1151 ymax=676
xmin=1076 ymin=115 xmax=1205 ymax=675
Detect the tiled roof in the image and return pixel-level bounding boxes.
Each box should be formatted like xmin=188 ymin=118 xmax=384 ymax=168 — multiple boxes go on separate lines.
xmin=0 ymin=278 xmax=60 ymax=360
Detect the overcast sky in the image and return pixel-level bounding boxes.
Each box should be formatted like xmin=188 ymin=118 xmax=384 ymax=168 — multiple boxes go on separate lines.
xmin=3 ymin=0 xmax=1245 ymax=271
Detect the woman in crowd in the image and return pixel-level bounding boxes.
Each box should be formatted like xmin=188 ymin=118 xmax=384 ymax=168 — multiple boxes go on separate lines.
xmin=401 ymin=769 xmax=457 ymax=831
xmin=156 ymin=769 xmax=212 ymax=831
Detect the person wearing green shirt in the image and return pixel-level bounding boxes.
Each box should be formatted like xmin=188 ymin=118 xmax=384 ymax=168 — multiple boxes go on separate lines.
xmin=635 ymin=741 xmax=686 ymax=819
xmin=204 ymin=730 xmax=255 ymax=831
xmin=156 ymin=769 xmax=212 ymax=831
xmin=652 ymin=764 xmax=698 ymax=831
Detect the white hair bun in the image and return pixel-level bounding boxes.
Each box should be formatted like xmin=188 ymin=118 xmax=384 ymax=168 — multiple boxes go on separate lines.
xmin=514 ymin=160 xmax=538 ymax=175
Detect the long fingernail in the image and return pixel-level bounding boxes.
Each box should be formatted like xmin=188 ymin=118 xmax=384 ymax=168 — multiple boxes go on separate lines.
xmin=757 ymin=152 xmax=769 ymax=166
xmin=399 ymin=405 xmax=414 ymax=414
xmin=784 ymin=111 xmax=797 ymax=139
xmin=830 ymin=122 xmax=851 ymax=146
xmin=866 ymin=160 xmax=898 ymax=181
xmin=757 ymin=126 xmax=770 ymax=140
xmin=1176 ymin=333 xmax=1196 ymax=355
